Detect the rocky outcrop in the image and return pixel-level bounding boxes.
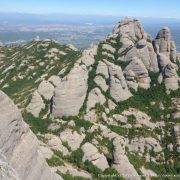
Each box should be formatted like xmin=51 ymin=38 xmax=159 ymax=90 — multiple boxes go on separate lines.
xmin=52 ymin=64 xmax=88 ymax=118
xmin=113 ymin=137 xmax=140 ymax=180
xmin=52 ymin=46 xmax=97 ymax=118
xmin=102 ymin=44 xmax=116 ymax=54
xmin=48 ymin=76 xmax=61 ymax=87
xmin=0 ymin=153 xmax=19 ymax=180
xmin=113 ymin=17 xmax=159 ymax=72
xmin=154 ymin=27 xmax=179 ymax=91
xmin=128 ymin=137 xmax=162 ymax=154
xmin=99 ymin=125 xmax=140 ymax=179
xmin=112 ymin=18 xmax=179 ymax=92
xmin=105 ymin=60 xmax=132 ymax=102
xmin=163 ymin=63 xmax=179 ymax=91
xmin=0 ymin=91 xmax=61 ymax=180
xmin=80 ymin=45 xmax=97 ymax=67
xmin=154 ymin=27 xmax=176 ymax=61
xmin=140 ymin=167 xmax=157 ymax=179
xmin=124 ymin=57 xmax=151 ymax=89
xmin=59 ymin=129 xmax=85 ymax=151
xmin=26 ymin=91 xmax=45 ymax=117
xmin=96 ymin=60 xmax=109 ymax=79
xmin=122 ymin=108 xmax=155 ymax=129
xmin=94 ymin=75 xmax=108 ymax=92
xmin=108 ymin=99 xmax=117 ymax=110
xmin=81 ymin=142 xmax=109 ymax=171
xmin=86 ymin=87 xmax=106 ymax=111
xmin=45 ymin=134 xmax=70 ymax=156
xmin=38 ymin=80 xmax=54 ymax=100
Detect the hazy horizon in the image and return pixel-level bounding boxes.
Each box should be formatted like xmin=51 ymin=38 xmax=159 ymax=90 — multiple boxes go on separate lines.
xmin=0 ymin=0 xmax=180 ymax=18
xmin=0 ymin=12 xmax=180 ymax=51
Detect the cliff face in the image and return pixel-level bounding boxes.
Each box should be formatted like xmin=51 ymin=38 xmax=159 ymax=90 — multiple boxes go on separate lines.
xmin=0 ymin=91 xmax=62 ymax=180
xmin=0 ymin=17 xmax=179 ymax=179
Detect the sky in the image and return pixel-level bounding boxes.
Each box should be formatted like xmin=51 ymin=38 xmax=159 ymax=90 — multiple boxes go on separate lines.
xmin=0 ymin=0 xmax=180 ymax=18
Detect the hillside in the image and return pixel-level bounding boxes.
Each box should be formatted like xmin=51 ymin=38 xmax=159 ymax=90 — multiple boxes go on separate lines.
xmin=0 ymin=17 xmax=179 ymax=180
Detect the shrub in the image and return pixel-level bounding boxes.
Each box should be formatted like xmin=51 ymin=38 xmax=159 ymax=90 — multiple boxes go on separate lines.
xmin=84 ymin=160 xmax=102 ymax=177
xmin=60 ymin=173 xmax=88 ymax=180
xmin=103 ymin=168 xmax=124 ymax=180
xmin=23 ymin=113 xmax=50 ymax=134
xmin=66 ymin=149 xmax=84 ymax=167
xmin=46 ymin=155 xmax=64 ymax=167
xmin=109 ymin=125 xmax=128 ymax=136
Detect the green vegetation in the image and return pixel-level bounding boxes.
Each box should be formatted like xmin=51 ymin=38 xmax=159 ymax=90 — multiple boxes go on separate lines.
xmin=128 ymin=127 xmax=157 ymax=140
xmin=66 ymin=149 xmax=84 ymax=167
xmin=46 ymin=155 xmax=64 ymax=167
xmin=109 ymin=125 xmax=128 ymax=136
xmin=59 ymin=173 xmax=88 ymax=180
xmin=1 ymin=40 xmax=81 ymax=109
xmin=24 ymin=113 xmax=51 ymax=134
xmin=127 ymin=115 xmax=136 ymax=124
xmin=111 ymin=74 xmax=180 ymax=121
xmin=87 ymin=43 xmax=103 ymax=93
xmin=62 ymin=141 xmax=72 ymax=152
xmin=84 ymin=160 xmax=102 ymax=177
xmin=97 ymin=137 xmax=114 ymax=163
xmin=109 ymin=125 xmax=157 ymax=140
xmin=80 ymin=43 xmax=104 ymax=115
xmin=103 ymin=168 xmax=124 ymax=180
xmin=127 ymin=152 xmax=145 ymax=172
xmin=62 ymin=116 xmax=93 ymax=130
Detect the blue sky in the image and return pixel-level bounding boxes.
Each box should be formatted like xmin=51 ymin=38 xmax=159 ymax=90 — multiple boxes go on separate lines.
xmin=0 ymin=0 xmax=180 ymax=18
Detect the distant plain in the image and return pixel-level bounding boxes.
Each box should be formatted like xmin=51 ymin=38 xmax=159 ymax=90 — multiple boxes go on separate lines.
xmin=0 ymin=13 xmax=180 ymax=51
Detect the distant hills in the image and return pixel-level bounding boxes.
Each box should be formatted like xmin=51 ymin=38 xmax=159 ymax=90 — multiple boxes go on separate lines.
xmin=0 ymin=12 xmax=180 ymax=50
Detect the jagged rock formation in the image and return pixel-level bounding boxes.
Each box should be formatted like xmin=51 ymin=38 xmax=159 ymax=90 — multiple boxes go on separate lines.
xmin=0 ymin=91 xmax=61 ymax=180
xmin=52 ymin=46 xmax=97 ymax=118
xmin=87 ymin=87 xmax=106 ymax=111
xmin=105 ymin=60 xmax=132 ymax=102
xmin=26 ymin=90 xmax=45 ymax=117
xmin=59 ymin=129 xmax=85 ymax=151
xmin=52 ymin=63 xmax=88 ymax=117
xmin=38 ymin=80 xmax=55 ymax=100
xmin=154 ymin=27 xmax=179 ymax=91
xmin=113 ymin=17 xmax=159 ymax=72
xmin=124 ymin=57 xmax=151 ymax=89
xmin=51 ymin=17 xmax=179 ymax=119
xmin=113 ymin=137 xmax=140 ymax=180
xmin=0 ymin=17 xmax=179 ymax=179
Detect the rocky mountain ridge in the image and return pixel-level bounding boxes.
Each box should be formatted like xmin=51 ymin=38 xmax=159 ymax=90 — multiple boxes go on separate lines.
xmin=0 ymin=17 xmax=179 ymax=179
